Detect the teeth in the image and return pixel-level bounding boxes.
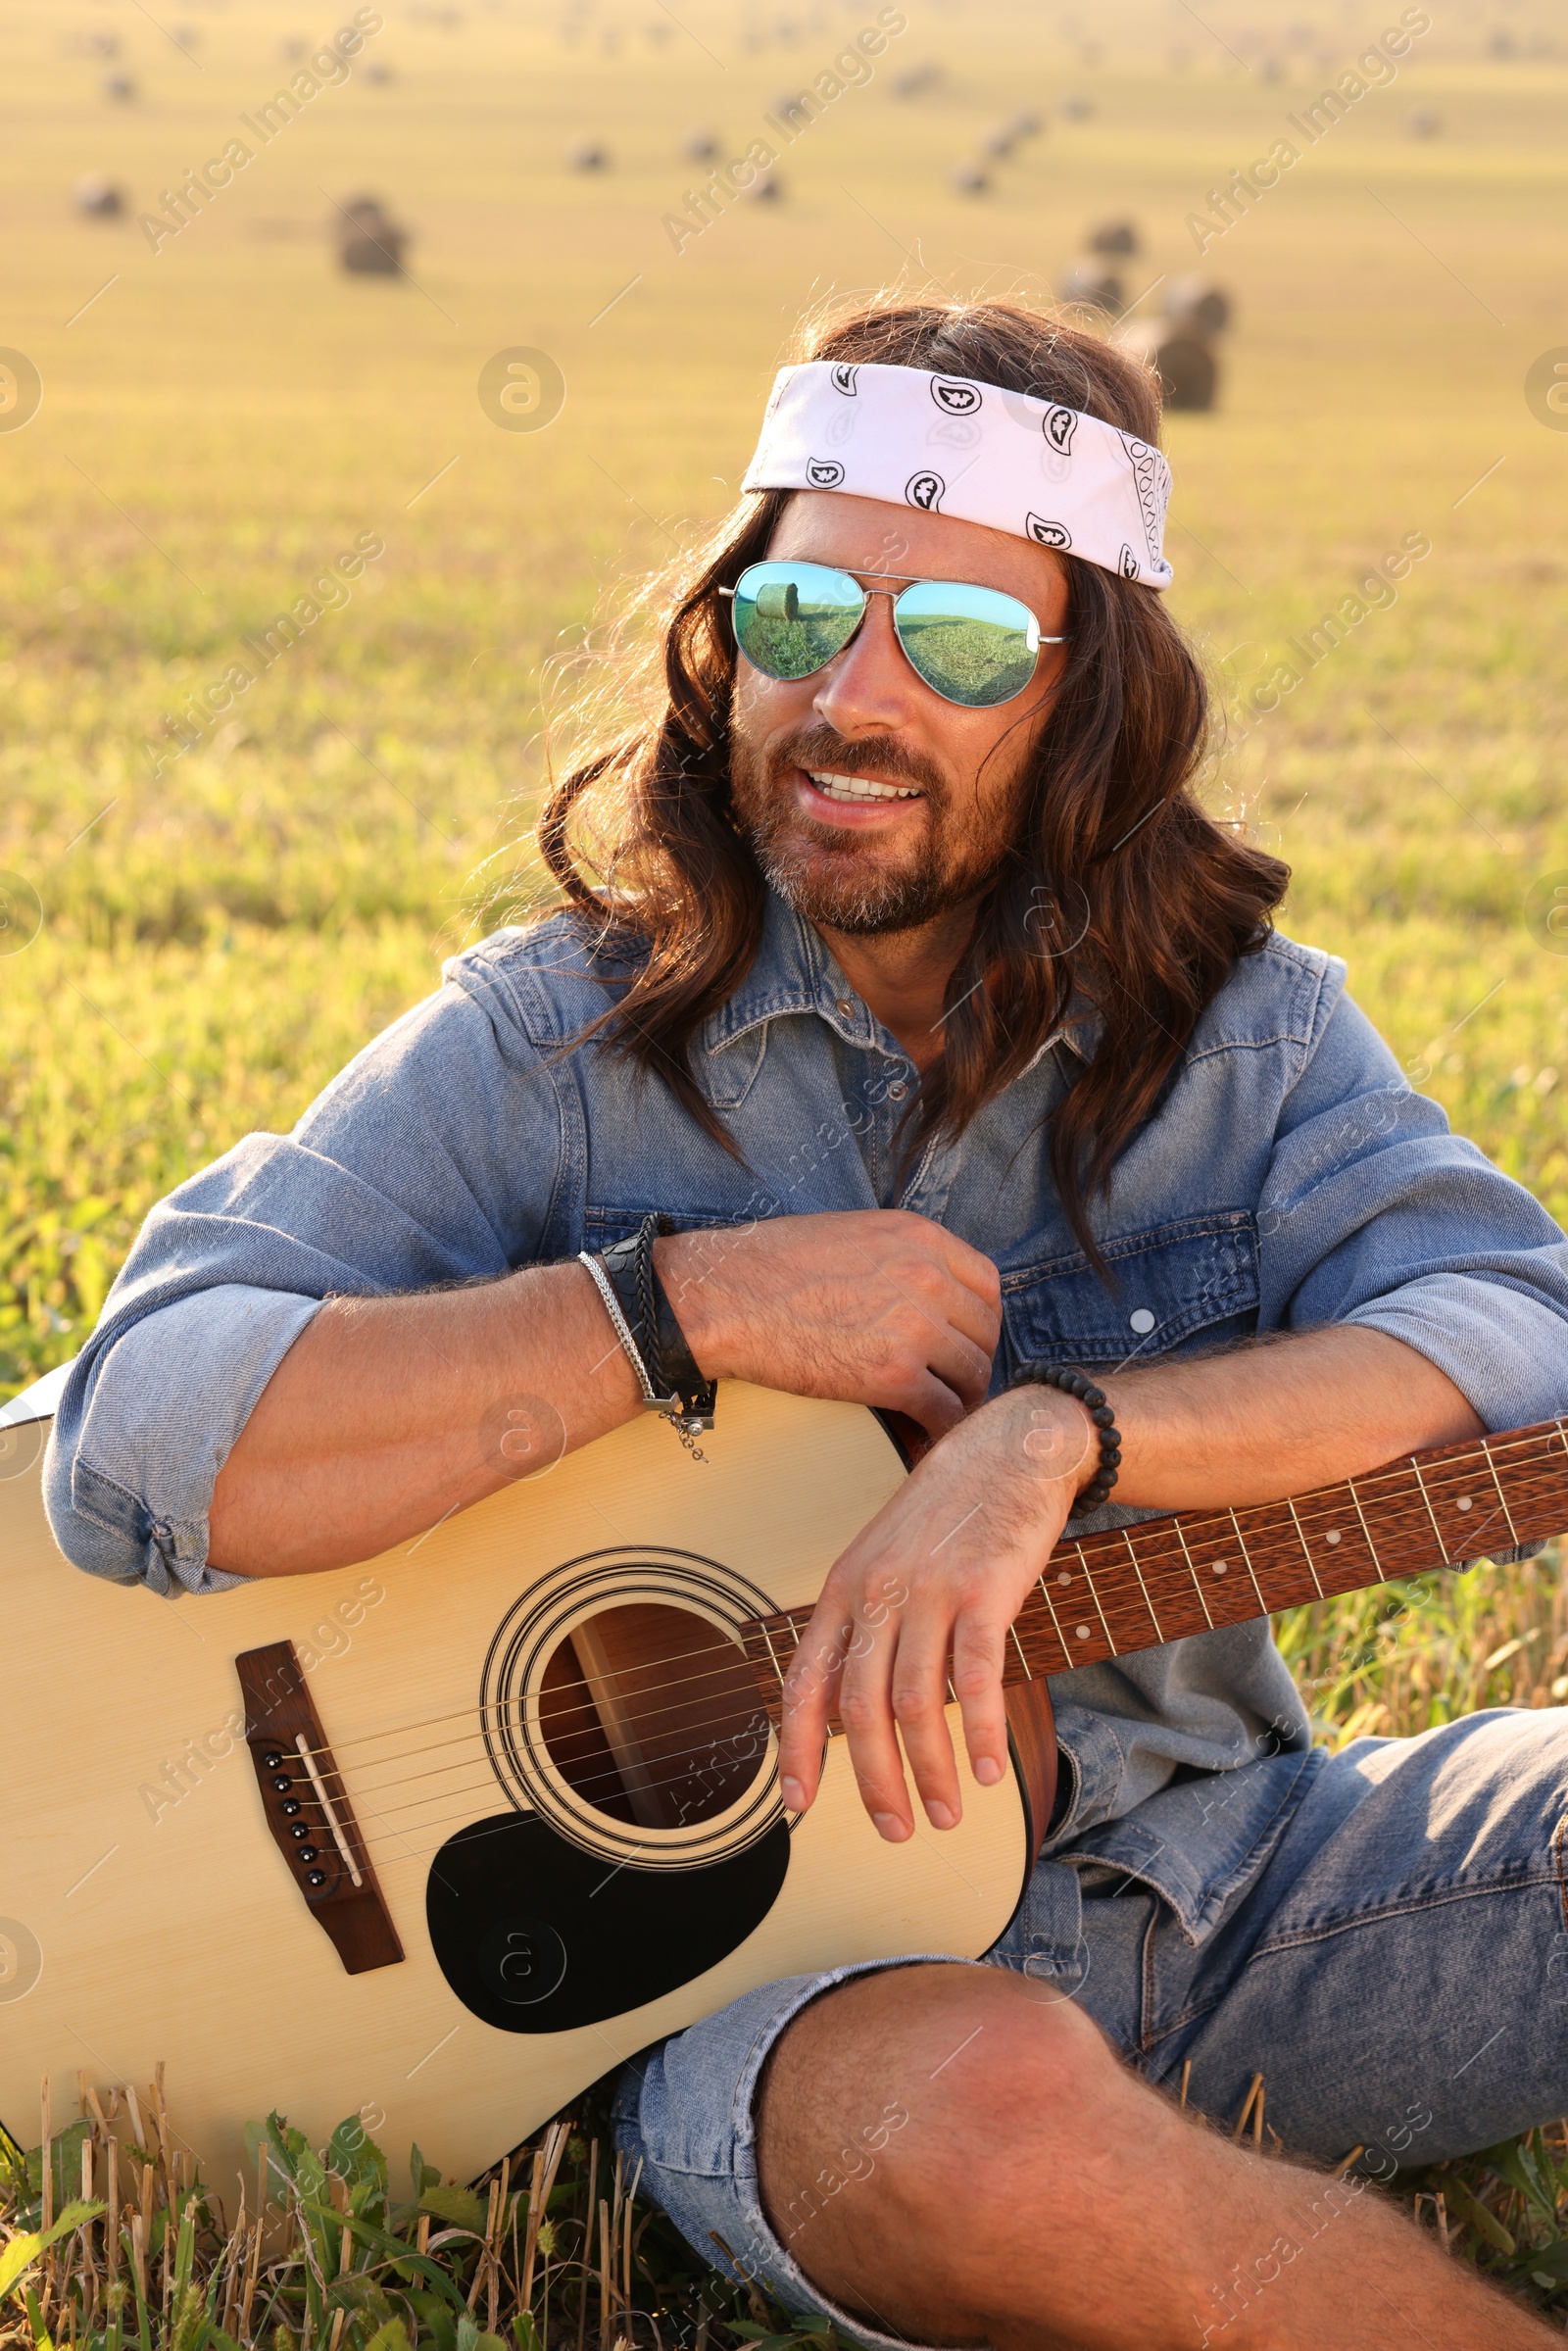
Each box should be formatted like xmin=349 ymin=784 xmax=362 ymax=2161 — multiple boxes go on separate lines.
xmin=806 ymin=769 xmax=921 ymax=802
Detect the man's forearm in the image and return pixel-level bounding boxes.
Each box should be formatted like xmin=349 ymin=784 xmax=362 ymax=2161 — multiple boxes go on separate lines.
xmin=1101 ymin=1326 xmax=1484 ymax=1512
xmin=208 ymin=1263 xmax=641 ymax=1577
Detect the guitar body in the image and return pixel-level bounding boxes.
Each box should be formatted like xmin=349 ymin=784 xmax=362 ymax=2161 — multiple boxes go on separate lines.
xmin=0 ymin=1384 xmax=1036 ymax=2199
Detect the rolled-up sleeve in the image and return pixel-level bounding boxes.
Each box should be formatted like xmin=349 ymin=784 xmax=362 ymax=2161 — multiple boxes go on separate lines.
xmin=1257 ymin=986 xmax=1568 ymax=1431
xmin=44 ymin=971 xmax=573 ymax=1592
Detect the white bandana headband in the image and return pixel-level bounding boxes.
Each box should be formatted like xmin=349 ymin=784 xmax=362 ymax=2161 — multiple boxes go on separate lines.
xmin=741 ymin=359 xmax=1175 ymax=591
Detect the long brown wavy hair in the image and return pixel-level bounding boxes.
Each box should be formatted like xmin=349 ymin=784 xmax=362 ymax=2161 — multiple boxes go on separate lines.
xmin=536 ymin=294 xmax=1288 ymax=1261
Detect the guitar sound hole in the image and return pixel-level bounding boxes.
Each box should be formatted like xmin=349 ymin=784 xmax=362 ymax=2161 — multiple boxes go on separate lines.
xmin=538 ymin=1603 xmax=770 ymax=1832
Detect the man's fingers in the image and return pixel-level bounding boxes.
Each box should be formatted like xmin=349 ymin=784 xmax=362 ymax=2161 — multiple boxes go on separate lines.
xmin=835 ymin=1592 xmax=912 ymax=1841
xmin=777 ymin=1604 xmax=850 ymax=1810
xmin=888 ymin=1606 xmax=963 ymax=1828
xmin=902 ymin=1370 xmax=967 ymax=1443
xmin=915 ymin=1321 xmax=995 ymax=1408
xmin=949 ymin=1609 xmax=1011 ymax=1791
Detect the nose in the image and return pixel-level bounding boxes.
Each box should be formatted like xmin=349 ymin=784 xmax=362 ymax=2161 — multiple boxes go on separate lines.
xmin=810 ymin=590 xmax=922 ymax=737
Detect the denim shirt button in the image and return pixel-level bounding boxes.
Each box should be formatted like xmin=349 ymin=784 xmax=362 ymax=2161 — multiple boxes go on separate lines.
xmin=1128 ymin=1307 xmax=1156 ymax=1335
xmin=887 ymin=1081 xmax=907 ymax=1101
xmin=834 ymin=997 xmax=853 ymax=1016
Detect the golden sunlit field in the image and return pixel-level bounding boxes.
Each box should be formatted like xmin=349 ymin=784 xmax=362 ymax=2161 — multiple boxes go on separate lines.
xmin=6 ymin=0 xmax=1568 ymax=2339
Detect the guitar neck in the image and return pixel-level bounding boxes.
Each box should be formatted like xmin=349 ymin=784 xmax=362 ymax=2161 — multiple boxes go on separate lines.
xmin=741 ymin=1418 xmax=1568 ymax=1701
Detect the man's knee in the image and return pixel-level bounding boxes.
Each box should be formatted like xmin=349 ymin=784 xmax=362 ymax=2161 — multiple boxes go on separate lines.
xmin=758 ymin=1960 xmax=1124 ymax=2242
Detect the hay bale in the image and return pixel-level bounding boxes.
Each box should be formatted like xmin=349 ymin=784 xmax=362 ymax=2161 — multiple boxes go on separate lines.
xmin=1115 ymin=318 xmax=1218 ymax=412
xmin=1059 ymin=91 xmax=1093 ymax=120
xmin=980 ymin=122 xmax=1015 ymax=157
xmin=1163 ymin=275 xmax=1231 ymax=335
xmin=103 ymin=72 xmax=135 ymax=101
xmin=743 ymin=171 xmax=782 ymax=202
xmin=1059 ymin=258 xmax=1122 ymax=313
xmin=74 ymin=174 xmax=124 ymax=218
xmin=336 ymin=195 xmax=408 ymax=274
xmin=950 ymin=160 xmax=990 ymax=195
xmin=890 ymin=62 xmax=943 ymax=97
xmin=682 ymin=127 xmax=720 ymax=161
xmin=1089 ymin=218 xmax=1139 ymax=257
xmin=1406 ymin=104 xmax=1442 ymax=136
xmin=1008 ymin=107 xmax=1043 ymax=137
xmin=566 ymin=137 xmax=610 ymax=171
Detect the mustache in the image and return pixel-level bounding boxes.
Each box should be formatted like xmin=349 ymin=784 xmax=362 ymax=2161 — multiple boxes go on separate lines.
xmin=770 ymin=725 xmax=946 ymax=801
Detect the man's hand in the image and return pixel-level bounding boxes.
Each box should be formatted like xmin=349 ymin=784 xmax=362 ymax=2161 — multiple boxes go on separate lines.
xmin=776 ymin=1384 xmax=1096 ymax=1837
xmin=774 ymin=1325 xmax=1486 ymax=1842
xmin=656 ymin=1209 xmax=1002 ymax=1442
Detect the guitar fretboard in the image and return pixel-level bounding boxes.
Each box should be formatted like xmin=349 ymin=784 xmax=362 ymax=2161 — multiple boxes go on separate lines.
xmin=739 ymin=1417 xmax=1568 ymax=1709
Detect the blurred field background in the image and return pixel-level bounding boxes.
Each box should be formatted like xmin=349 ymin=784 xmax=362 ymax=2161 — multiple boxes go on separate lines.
xmin=5 ymin=0 xmax=1568 ymax=2334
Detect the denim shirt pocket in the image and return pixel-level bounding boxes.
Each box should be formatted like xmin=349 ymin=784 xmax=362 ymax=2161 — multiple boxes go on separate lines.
xmin=1001 ymin=1210 xmax=1260 ymax=1376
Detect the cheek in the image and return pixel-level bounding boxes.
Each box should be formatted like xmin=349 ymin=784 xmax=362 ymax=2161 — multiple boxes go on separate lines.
xmin=733 ymin=661 xmax=813 ymax=741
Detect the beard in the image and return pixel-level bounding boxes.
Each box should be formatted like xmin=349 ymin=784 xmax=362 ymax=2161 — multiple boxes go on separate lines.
xmin=727 ymin=718 xmax=1030 ymax=938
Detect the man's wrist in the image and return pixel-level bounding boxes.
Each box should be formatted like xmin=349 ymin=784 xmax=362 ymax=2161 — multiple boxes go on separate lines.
xmin=650 ymin=1229 xmax=722 ymax=1379
xmin=998 ymin=1383 xmax=1102 ymax=1500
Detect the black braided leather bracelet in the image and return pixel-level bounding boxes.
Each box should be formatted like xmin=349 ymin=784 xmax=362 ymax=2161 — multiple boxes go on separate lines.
xmin=1007 ymin=1362 xmax=1122 ymax=1511
xmin=595 ymin=1213 xmax=717 ymax=1438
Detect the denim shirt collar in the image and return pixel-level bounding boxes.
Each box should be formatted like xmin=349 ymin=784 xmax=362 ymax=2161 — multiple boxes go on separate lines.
xmin=699 ymin=886 xmax=1095 ymax=1064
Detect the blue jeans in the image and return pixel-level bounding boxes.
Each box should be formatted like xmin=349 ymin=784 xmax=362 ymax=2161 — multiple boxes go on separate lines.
xmin=613 ymin=1709 xmax=1568 ymax=2349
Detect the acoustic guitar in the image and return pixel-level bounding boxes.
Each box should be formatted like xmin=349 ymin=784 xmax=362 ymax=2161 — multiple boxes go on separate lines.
xmin=2 ymin=1376 xmax=1565 ymax=2206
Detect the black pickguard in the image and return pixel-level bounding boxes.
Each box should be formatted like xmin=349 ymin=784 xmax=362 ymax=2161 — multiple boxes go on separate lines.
xmin=425 ymin=1811 xmax=791 ymax=2033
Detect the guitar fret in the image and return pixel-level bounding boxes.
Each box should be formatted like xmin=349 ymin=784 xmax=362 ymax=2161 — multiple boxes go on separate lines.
xmin=1171 ymin=1518 xmax=1216 ymax=1630
xmin=1409 ymin=1457 xmax=1447 ymax=1560
xmin=1285 ymin=1496 xmax=1326 ymax=1599
xmin=1120 ymin=1527 xmax=1166 ymax=1641
xmin=1482 ymin=1436 xmax=1522 ymax=1547
xmin=1035 ymin=1567 xmax=1073 ymax=1662
xmin=1227 ymin=1508 xmax=1269 ymax=1615
xmin=1085 ymin=1555 xmax=1119 ymax=1655
xmin=1346 ymin=1476 xmax=1385 ymax=1581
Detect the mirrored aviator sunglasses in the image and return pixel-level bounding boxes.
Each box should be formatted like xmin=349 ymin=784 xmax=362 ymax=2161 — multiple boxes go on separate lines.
xmin=722 ymin=560 xmax=1066 ymax=710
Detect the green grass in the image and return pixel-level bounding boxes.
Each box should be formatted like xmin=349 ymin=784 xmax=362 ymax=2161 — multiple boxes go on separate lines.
xmin=4 ymin=0 xmax=1568 ymax=2337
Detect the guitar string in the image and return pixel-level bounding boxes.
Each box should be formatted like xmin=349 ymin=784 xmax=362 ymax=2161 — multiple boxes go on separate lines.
xmin=267 ymin=1436 xmax=1565 ymax=1816
xmin=278 ymin=1466 xmax=1542 ymax=1815
xmin=310 ymin=1676 xmax=784 ymax=1820
xmin=314 ymin=1495 xmax=1549 ymax=1865
xmin=294 ymin=1508 xmax=1521 ymax=1832
xmin=304 ymin=1420 xmax=1558 ymax=1773
xmin=329 ymin=1482 xmax=1542 ymax=1861
xmin=286 ymin=1492 xmax=1563 ymax=1854
xmin=285 ymin=1494 xmax=1533 ymax=1805
xmin=304 ymin=1432 xmax=1547 ymax=1767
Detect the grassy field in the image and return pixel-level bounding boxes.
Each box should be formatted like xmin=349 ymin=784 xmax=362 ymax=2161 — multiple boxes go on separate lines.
xmin=5 ymin=0 xmax=1568 ymax=2338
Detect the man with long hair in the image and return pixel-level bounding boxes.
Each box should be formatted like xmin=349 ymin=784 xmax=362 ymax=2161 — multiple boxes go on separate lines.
xmin=47 ymin=296 xmax=1568 ymax=2346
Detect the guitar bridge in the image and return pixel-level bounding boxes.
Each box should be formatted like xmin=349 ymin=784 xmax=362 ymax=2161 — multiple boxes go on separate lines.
xmin=235 ymin=1641 xmax=403 ymax=1976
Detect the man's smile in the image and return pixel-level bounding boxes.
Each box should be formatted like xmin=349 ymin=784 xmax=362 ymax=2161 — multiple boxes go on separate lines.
xmin=793 ymin=763 xmax=927 ymax=826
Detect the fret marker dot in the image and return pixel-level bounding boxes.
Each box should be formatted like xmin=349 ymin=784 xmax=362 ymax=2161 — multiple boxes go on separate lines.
xmin=1211 ymin=1561 xmax=1228 ymax=1576
xmin=1324 ymin=1529 xmax=1342 ymax=1544
xmin=1056 ymin=1571 xmax=1071 ymax=1586
xmin=1456 ymin=1496 xmax=1472 ymax=1512
xmin=1075 ymin=1624 xmax=1092 ymax=1640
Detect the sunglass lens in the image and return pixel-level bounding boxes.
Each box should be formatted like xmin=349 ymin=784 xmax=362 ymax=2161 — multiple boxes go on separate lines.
xmin=731 ymin=563 xmax=864 ymax=682
xmin=893 ymin=579 xmax=1042 ymax=708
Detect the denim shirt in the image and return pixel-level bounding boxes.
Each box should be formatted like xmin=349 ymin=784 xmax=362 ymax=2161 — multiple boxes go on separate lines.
xmin=42 ymin=893 xmax=1568 ymax=1930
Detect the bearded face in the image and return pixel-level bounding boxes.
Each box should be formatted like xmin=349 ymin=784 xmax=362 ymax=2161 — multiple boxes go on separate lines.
xmin=727 ymin=713 xmax=1037 ymax=938
xmin=721 ymin=492 xmax=1066 ymax=942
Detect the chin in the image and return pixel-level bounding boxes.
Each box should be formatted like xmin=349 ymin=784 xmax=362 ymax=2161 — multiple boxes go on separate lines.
xmin=760 ymin=842 xmax=946 ymax=936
